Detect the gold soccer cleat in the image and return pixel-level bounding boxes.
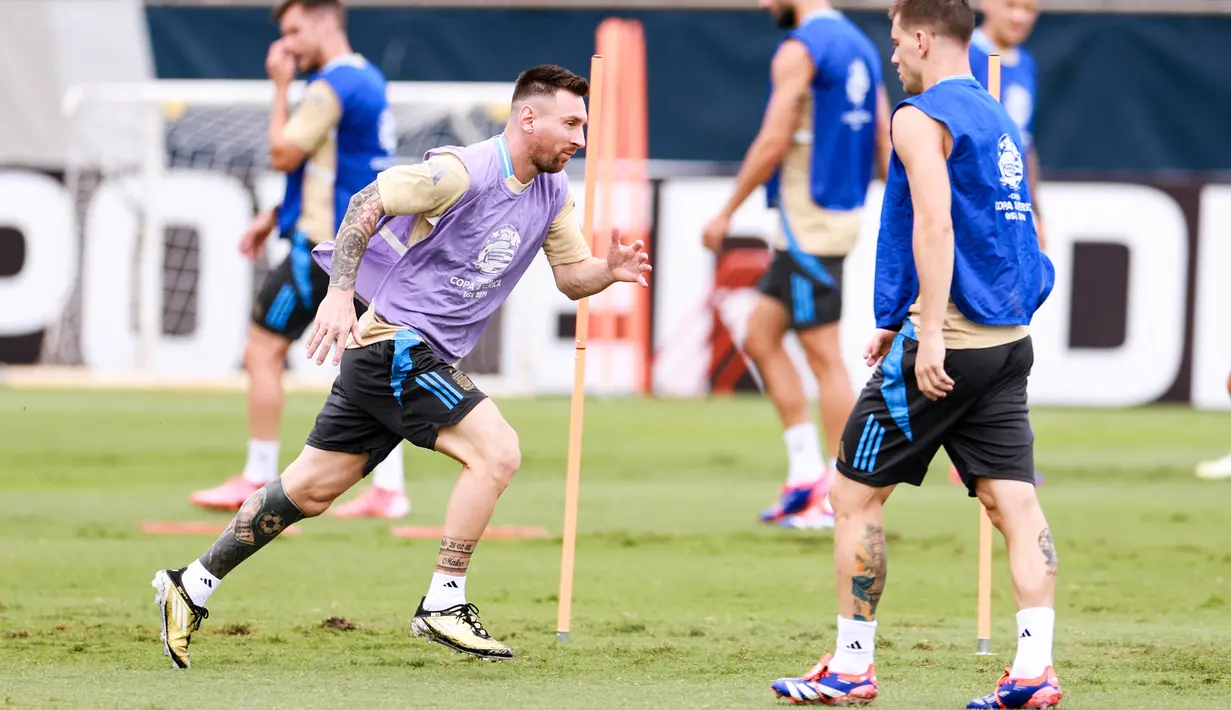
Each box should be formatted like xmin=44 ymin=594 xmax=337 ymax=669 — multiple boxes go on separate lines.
xmin=411 ymin=598 xmax=513 ymax=660
xmin=151 ymin=568 xmax=208 ymax=669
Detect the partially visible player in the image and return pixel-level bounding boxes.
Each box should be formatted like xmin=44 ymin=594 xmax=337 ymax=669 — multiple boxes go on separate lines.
xmin=950 ymin=0 xmax=1045 ymax=487
xmin=189 ymin=0 xmax=410 ymax=519
xmin=770 ymin=1 xmax=1062 ymax=706
xmin=702 ymin=0 xmax=892 ymax=529
xmin=1195 ymin=369 xmax=1231 ymax=479
xmin=971 ymin=0 xmax=1044 ymax=250
xmin=150 ymin=65 xmax=653 ymax=668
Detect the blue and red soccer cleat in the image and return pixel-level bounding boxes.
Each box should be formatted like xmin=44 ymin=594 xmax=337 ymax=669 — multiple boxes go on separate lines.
xmin=966 ymin=666 xmax=1063 ymax=709
xmin=771 ymin=654 xmax=878 ymax=706
xmin=760 ymin=483 xmax=820 ymax=524
xmin=778 ymin=494 xmax=835 ymax=530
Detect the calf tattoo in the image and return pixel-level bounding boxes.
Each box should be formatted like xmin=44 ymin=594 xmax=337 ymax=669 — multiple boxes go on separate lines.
xmin=851 ymin=524 xmax=888 ymax=622
xmin=1039 ymin=527 xmax=1058 ymax=576
xmin=200 ymin=479 xmax=306 ymax=579
xmin=437 ymin=537 xmax=478 ymax=574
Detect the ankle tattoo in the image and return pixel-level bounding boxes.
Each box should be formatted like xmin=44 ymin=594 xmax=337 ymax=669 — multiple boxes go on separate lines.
xmin=437 ymin=537 xmax=477 ymax=574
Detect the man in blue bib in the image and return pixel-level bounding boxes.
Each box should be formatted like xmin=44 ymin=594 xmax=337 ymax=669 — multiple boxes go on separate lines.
xmin=702 ymin=0 xmax=891 ymax=530
xmin=971 ymin=0 xmax=1044 ymax=250
xmin=769 ymin=2 xmax=1063 ymax=708
xmin=190 ymin=0 xmax=410 ymax=518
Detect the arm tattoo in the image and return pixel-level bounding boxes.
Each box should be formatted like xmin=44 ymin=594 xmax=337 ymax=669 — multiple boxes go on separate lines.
xmin=850 ymin=524 xmax=888 ymax=622
xmin=436 ymin=537 xmax=478 ymax=574
xmin=199 ymin=479 xmax=306 ymax=579
xmin=1039 ymin=528 xmax=1058 ymax=577
xmin=330 ymin=182 xmax=384 ymax=291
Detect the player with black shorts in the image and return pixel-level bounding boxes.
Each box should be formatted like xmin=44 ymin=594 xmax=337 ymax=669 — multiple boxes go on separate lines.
xmin=151 ymin=65 xmax=653 ymax=668
xmin=190 ymin=0 xmax=411 ymax=518
xmin=251 ymin=228 xmax=353 ymax=342
xmin=703 ymin=0 xmax=892 ymax=529
xmin=770 ymin=2 xmax=1064 ymax=708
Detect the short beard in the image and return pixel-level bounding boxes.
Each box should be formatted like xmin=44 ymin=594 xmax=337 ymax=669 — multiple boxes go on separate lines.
xmin=300 ymin=52 xmax=322 ymax=75
xmin=531 ymin=154 xmax=565 ymax=174
xmin=772 ymin=6 xmax=797 ymax=30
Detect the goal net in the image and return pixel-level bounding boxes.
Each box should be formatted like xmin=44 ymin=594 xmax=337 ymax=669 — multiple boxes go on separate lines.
xmin=48 ymin=79 xmax=543 ymax=393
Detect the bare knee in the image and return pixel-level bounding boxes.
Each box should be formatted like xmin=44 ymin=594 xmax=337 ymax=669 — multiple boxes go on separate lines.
xmin=290 ymin=484 xmax=335 ymax=517
xmin=800 ymin=325 xmax=847 ymax=377
xmin=474 ymin=426 xmax=521 ymax=492
xmin=743 ymin=298 xmax=787 ymax=362
xmin=975 ymin=477 xmax=1041 ymax=530
xmin=743 ymin=322 xmax=782 ymax=363
xmin=830 ymin=473 xmax=891 ymax=520
xmin=244 ymin=328 xmax=289 ymax=376
xmin=281 ymin=448 xmax=367 ymax=517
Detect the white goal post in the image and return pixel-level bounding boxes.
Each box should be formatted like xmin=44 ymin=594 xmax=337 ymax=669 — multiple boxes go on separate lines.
xmin=48 ymin=78 xmax=565 ymax=396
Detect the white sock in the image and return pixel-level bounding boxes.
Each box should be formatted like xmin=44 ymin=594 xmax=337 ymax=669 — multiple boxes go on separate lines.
xmin=829 ymin=616 xmax=876 ymax=674
xmin=422 ymin=572 xmax=467 ymax=611
xmin=1010 ymin=607 xmax=1055 ymax=678
xmin=371 ymin=443 xmax=405 ymax=492
xmin=784 ymin=422 xmax=825 ymax=487
xmin=242 ymin=439 xmax=279 ymax=485
xmin=181 ymin=560 xmax=220 ymax=607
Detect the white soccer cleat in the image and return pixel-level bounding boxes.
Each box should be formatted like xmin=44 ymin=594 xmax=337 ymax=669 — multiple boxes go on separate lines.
xmin=1196 ymin=452 xmax=1231 ymax=480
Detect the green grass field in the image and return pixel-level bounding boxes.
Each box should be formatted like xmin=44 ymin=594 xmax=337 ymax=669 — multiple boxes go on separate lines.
xmin=2 ymin=389 xmax=1229 ymax=708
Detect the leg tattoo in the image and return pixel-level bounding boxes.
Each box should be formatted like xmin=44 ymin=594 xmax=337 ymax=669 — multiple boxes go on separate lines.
xmin=850 ymin=524 xmax=887 ymax=622
xmin=1039 ymin=527 xmax=1058 ymax=577
xmin=437 ymin=537 xmax=477 ymax=574
xmin=199 ymin=479 xmax=305 ymax=579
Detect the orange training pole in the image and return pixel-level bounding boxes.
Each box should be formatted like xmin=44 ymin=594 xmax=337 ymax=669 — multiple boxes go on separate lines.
xmin=624 ymin=20 xmax=652 ymax=396
xmin=557 ymin=53 xmax=606 ymax=645
xmin=594 ymin=20 xmax=622 ymax=393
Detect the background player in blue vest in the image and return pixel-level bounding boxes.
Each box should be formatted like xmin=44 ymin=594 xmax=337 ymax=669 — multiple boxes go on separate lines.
xmin=971 ymin=0 xmax=1044 ymax=251
xmin=702 ymin=0 xmax=892 ymax=530
xmin=191 ymin=0 xmax=410 ymax=518
xmin=770 ymin=1 xmax=1062 ymax=707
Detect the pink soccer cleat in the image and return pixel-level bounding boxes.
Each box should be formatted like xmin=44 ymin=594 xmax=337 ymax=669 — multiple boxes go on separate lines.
xmin=190 ymin=475 xmax=262 ymax=511
xmin=330 ymin=485 xmax=411 ymax=519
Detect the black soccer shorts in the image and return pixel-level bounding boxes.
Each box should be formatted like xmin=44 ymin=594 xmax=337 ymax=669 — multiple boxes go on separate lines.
xmin=756 ymin=249 xmax=846 ymax=331
xmin=252 ymin=230 xmax=366 ymax=341
xmin=834 ymin=323 xmax=1037 ymax=496
xmin=305 ymin=329 xmax=487 ymax=472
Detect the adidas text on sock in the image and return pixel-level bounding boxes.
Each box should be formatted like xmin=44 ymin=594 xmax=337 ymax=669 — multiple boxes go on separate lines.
xmin=182 ymin=560 xmax=220 ymax=607
xmin=1010 ymin=607 xmax=1055 ymax=678
xmin=423 ymin=572 xmax=467 ymax=611
xmin=829 ymin=615 xmax=877 ymax=674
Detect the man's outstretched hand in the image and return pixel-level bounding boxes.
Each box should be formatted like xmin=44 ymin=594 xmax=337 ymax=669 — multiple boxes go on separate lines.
xmin=606 ymin=231 xmax=652 ymax=287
